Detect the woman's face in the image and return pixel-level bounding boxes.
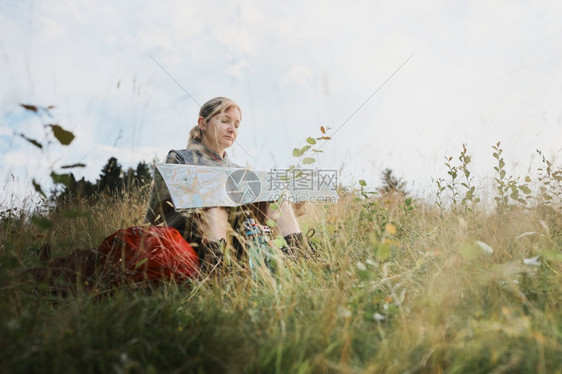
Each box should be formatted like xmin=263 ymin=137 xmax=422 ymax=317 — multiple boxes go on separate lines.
xmin=200 ymin=106 xmax=241 ymax=155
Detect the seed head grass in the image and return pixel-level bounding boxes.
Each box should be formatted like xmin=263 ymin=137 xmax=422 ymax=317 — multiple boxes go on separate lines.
xmin=1 ymin=175 xmax=561 ymax=373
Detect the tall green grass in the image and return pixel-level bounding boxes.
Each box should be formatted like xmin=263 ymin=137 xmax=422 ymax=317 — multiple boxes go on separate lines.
xmin=0 ymin=150 xmax=561 ymax=373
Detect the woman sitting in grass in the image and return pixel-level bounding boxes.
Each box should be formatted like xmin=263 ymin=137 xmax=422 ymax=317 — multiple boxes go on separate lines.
xmin=146 ymin=97 xmax=312 ymax=272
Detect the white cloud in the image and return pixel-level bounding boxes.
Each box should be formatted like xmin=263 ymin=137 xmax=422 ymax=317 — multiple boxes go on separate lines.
xmin=281 ymin=66 xmax=313 ymax=88
xmin=226 ymin=58 xmax=249 ymax=77
xmin=1 ymin=0 xmax=562 ymax=203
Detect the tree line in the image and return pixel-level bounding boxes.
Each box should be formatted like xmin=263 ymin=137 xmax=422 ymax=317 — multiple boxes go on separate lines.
xmin=53 ymin=157 xmax=153 ymax=203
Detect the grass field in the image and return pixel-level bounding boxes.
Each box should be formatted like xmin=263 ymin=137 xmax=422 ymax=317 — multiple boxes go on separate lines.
xmin=1 ymin=149 xmax=561 ymax=373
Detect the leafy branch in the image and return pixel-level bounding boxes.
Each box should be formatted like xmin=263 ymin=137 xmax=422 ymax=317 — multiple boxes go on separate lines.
xmin=458 ymin=144 xmax=480 ymax=215
xmin=492 ymin=141 xmax=531 ymax=211
xmin=269 ymin=126 xmax=333 ymax=211
xmin=291 ymin=126 xmax=332 ymax=166
xmin=18 ymin=104 xmax=82 ymax=198
xmin=536 ymin=149 xmax=562 ymax=205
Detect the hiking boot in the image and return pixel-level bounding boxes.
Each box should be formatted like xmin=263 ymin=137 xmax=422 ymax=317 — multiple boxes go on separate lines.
xmin=282 ymin=229 xmax=317 ymax=259
xmin=199 ymin=238 xmax=226 ymax=274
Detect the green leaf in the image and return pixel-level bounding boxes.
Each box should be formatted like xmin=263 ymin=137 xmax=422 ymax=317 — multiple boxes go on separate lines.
xmin=265 ymin=219 xmax=277 ymax=228
xmin=357 ymin=268 xmax=370 ymax=281
xmin=19 ymin=133 xmax=43 ymax=149
xmin=500 ymin=170 xmax=506 ymax=179
xmin=32 ymin=179 xmax=47 ymax=199
xmin=300 ymin=145 xmax=311 ymax=153
xmin=499 ymin=158 xmax=505 ymax=169
xmin=359 ymin=180 xmax=367 ymax=187
xmin=134 ymin=257 xmax=149 ymax=269
xmin=48 ymin=124 xmax=75 ymax=145
xmin=519 ymin=185 xmax=532 ymax=194
xmin=302 ymin=157 xmax=315 ymax=164
xmin=306 ymin=137 xmax=317 ymax=145
xmin=376 ymin=243 xmax=391 ymax=261
xmin=50 ymin=172 xmax=72 ymax=187
xmin=269 ymin=203 xmax=279 ymax=211
xmin=542 ymin=250 xmax=562 ymax=262
xmin=31 ymin=215 xmax=53 ymax=229
xmin=61 ymin=163 xmax=86 ymax=169
xmin=20 ymin=103 xmax=38 ymax=112
xmin=273 ymin=236 xmax=287 ymax=248
xmin=292 ymin=148 xmax=303 ymax=157
xmin=311 ymin=149 xmax=324 ymax=153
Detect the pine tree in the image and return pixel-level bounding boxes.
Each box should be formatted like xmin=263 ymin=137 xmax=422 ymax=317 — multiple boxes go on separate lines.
xmin=53 ymin=157 xmax=153 ymax=205
xmin=378 ymin=168 xmax=407 ymax=196
xmin=52 ymin=173 xmax=96 ymax=203
xmin=97 ymin=157 xmax=123 ymax=194
xmin=134 ymin=161 xmax=152 ymax=187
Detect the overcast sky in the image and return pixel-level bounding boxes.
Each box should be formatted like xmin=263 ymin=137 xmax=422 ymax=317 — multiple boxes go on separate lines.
xmin=2 ymin=0 xmax=562 ymax=207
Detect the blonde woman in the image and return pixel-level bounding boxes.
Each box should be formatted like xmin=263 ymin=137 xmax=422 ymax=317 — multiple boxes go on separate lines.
xmin=147 ymin=97 xmax=312 ymax=271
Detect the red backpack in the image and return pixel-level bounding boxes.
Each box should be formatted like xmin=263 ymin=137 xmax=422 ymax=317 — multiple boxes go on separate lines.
xmin=98 ymin=226 xmax=200 ymax=282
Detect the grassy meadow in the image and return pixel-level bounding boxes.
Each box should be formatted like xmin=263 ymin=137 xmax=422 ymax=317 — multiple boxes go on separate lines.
xmin=0 ymin=145 xmax=561 ymax=373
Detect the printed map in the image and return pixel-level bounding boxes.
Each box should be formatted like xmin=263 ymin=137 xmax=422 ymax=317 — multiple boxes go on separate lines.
xmin=154 ymin=164 xmax=339 ymax=210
